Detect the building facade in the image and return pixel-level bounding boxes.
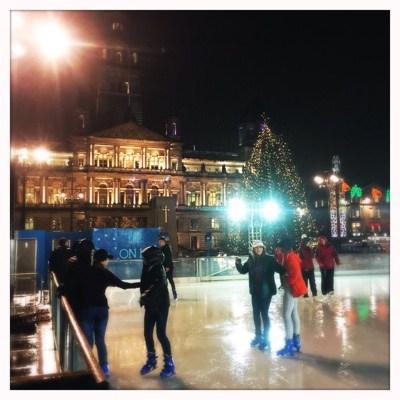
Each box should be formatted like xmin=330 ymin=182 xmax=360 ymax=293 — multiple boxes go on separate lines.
xmin=12 ymin=122 xmax=245 ymax=255
xmin=311 ymin=182 xmax=390 ymax=239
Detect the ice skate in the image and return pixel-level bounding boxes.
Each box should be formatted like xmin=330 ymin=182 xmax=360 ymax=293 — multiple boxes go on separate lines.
xmin=140 ymin=353 xmax=157 ymax=375
xmin=277 ymin=339 xmax=296 ymax=357
xmin=160 ymin=355 xmax=175 ymax=378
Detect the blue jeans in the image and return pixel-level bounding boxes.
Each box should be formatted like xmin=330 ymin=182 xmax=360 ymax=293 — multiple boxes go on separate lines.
xmin=79 ymin=306 xmax=109 ymax=366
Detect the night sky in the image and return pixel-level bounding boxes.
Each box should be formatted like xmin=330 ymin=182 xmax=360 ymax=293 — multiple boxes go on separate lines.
xmin=11 ymin=10 xmax=389 ymax=187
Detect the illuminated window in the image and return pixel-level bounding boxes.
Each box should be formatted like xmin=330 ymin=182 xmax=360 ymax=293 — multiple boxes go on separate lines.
xmin=315 ymin=201 xmax=318 ymax=208
xmin=211 ymin=218 xmax=220 ymax=229
xmin=132 ymin=52 xmax=138 ymax=64
xmin=25 ymin=217 xmax=34 ymax=230
xmin=99 ymin=184 xmax=108 ymax=205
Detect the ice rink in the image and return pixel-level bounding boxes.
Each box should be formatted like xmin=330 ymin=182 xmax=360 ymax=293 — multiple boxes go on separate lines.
xmin=104 ymin=273 xmax=389 ymax=389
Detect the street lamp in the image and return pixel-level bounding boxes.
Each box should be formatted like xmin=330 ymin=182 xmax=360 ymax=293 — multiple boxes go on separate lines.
xmin=313 ymin=156 xmax=347 ymax=238
xmin=32 ymin=21 xmax=73 ymax=61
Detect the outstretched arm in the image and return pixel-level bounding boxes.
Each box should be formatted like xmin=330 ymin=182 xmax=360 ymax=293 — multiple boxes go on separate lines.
xmin=105 ymin=270 xmax=140 ymax=289
xmin=236 ymin=257 xmax=250 ymax=274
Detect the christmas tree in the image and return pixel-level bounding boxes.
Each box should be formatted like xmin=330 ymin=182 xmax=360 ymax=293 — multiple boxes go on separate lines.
xmin=243 ymin=116 xmax=316 ymax=251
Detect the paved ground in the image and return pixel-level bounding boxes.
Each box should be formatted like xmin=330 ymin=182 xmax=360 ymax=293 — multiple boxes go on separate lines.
xmin=104 ymin=273 xmax=389 ymax=389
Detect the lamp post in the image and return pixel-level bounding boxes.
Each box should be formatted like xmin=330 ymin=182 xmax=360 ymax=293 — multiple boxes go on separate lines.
xmin=313 ymin=156 xmax=347 ymax=238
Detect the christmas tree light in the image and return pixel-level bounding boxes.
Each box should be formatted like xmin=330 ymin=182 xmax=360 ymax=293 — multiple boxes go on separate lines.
xmin=243 ymin=116 xmax=316 ymax=250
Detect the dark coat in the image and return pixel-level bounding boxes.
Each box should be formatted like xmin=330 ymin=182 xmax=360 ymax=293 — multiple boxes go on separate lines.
xmin=48 ymin=245 xmax=72 ymax=283
xmin=62 ymin=259 xmax=138 ymax=312
xmin=140 ymin=249 xmax=170 ymax=310
xmin=236 ymin=253 xmax=285 ymax=298
xmin=161 ymin=244 xmax=174 ymax=272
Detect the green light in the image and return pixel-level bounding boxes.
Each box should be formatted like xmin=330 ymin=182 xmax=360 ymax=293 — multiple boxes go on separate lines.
xmin=350 ymin=185 xmax=362 ymax=199
xmin=386 ymin=189 xmax=390 ymax=203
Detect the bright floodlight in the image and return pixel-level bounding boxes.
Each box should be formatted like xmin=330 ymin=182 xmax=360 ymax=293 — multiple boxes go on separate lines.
xmin=33 ymin=22 xmax=72 ymax=60
xmin=33 ymin=147 xmax=50 ymax=163
xmin=12 ymin=42 xmax=26 ymax=59
xmin=330 ymin=174 xmax=340 ymax=183
xmin=227 ymin=198 xmax=247 ymax=222
xmin=314 ymin=175 xmax=324 ymax=185
xmin=262 ymin=200 xmax=281 ymax=221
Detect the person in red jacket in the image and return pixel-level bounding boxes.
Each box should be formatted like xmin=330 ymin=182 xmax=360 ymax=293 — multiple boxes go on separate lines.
xmin=277 ymin=238 xmax=308 ymax=357
xmin=315 ymin=236 xmax=340 ymax=295
xmin=299 ymin=237 xmax=317 ymax=297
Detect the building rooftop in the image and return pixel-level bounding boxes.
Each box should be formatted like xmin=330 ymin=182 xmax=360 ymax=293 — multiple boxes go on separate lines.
xmin=89 ymin=121 xmax=172 ymax=142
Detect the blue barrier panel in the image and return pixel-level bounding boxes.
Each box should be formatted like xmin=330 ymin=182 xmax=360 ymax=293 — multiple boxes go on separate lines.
xmin=92 ymin=228 xmax=160 ymax=260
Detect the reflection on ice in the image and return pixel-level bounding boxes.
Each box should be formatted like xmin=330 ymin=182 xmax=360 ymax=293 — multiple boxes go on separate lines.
xmin=105 ymin=273 xmax=389 ymax=389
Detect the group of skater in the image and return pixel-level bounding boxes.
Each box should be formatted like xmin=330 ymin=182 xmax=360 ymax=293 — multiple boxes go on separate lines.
xmin=49 ymin=232 xmax=339 ymax=379
xmin=49 ymin=234 xmax=178 ymax=379
xmin=236 ymin=235 xmax=340 ymax=356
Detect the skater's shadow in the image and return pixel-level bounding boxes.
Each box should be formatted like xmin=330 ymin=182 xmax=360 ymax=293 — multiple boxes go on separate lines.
xmin=143 ymin=374 xmax=191 ymax=389
xmin=297 ymin=353 xmax=389 ymax=385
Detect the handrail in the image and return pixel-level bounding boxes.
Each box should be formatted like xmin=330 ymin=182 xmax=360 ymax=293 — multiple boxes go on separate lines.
xmin=50 ymin=272 xmax=106 ymax=385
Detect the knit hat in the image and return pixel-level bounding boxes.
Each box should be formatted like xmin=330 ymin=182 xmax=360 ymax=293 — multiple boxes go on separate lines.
xmin=252 ymin=240 xmax=265 ymax=249
xmin=141 ymin=246 xmax=164 ymax=265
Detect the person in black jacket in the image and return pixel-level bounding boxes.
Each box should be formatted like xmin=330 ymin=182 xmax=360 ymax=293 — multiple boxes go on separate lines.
xmin=138 ymin=246 xmax=175 ymax=378
xmin=63 ymin=241 xmax=139 ymax=378
xmin=236 ymin=240 xmax=285 ymax=351
xmin=48 ymin=238 xmax=72 ymax=284
xmin=159 ymin=235 xmax=178 ymax=300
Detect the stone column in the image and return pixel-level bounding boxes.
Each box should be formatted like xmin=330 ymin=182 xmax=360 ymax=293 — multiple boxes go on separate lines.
xmin=201 ymin=182 xmax=207 ymax=206
xmin=90 ymin=177 xmax=94 ymax=203
xmin=166 ymin=149 xmax=170 ymax=169
xmin=89 ymin=144 xmax=94 ymax=166
xmin=142 ymin=147 xmax=146 ymax=169
xmin=141 ymin=180 xmax=148 ymax=205
xmin=115 ymin=178 xmax=120 ymax=204
xmin=114 ymin=145 xmax=119 ymax=167
xmin=41 ymin=176 xmax=47 ymax=203
xmin=179 ymin=181 xmax=186 ymax=205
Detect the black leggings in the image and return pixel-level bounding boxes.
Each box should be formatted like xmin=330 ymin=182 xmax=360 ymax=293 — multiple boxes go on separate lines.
xmin=251 ymin=294 xmax=272 ymax=338
xmin=302 ymin=270 xmax=317 ymax=296
xmin=166 ymin=270 xmax=177 ymax=296
xmin=320 ymin=268 xmax=335 ymax=295
xmin=144 ymin=306 xmax=172 ymax=356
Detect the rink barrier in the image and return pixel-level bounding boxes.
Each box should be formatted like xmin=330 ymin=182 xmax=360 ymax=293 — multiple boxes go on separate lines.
xmin=107 ymin=253 xmax=389 ymax=282
xmin=49 ymin=272 xmax=108 ymax=387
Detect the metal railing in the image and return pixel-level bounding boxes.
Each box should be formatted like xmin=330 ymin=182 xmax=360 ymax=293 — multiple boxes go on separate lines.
xmin=49 ymin=272 xmax=107 ymax=386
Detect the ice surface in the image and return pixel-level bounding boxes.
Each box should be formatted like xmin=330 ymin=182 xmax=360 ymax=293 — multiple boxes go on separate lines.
xmin=104 ymin=273 xmax=389 ymax=389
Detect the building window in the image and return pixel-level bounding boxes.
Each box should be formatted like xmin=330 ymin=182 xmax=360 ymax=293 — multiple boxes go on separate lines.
xmin=126 ymin=185 xmax=134 ymax=206
xmin=25 ymin=217 xmax=34 ymax=230
xmin=115 ymin=51 xmax=123 ymax=63
xmin=190 ymin=219 xmax=199 ymax=230
xmin=102 ymin=48 xmax=107 ymax=59
xmin=211 ymin=218 xmax=220 ymax=230
xmin=99 ymin=184 xmax=108 ymax=205
xmin=171 ymin=161 xmax=177 ymax=170
xmin=187 ymin=192 xmax=200 ymax=207
xmin=132 ymin=52 xmax=138 ymax=64
xmin=99 ymin=159 xmax=108 ymax=168
xmin=315 ymin=201 xmax=318 ymax=208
